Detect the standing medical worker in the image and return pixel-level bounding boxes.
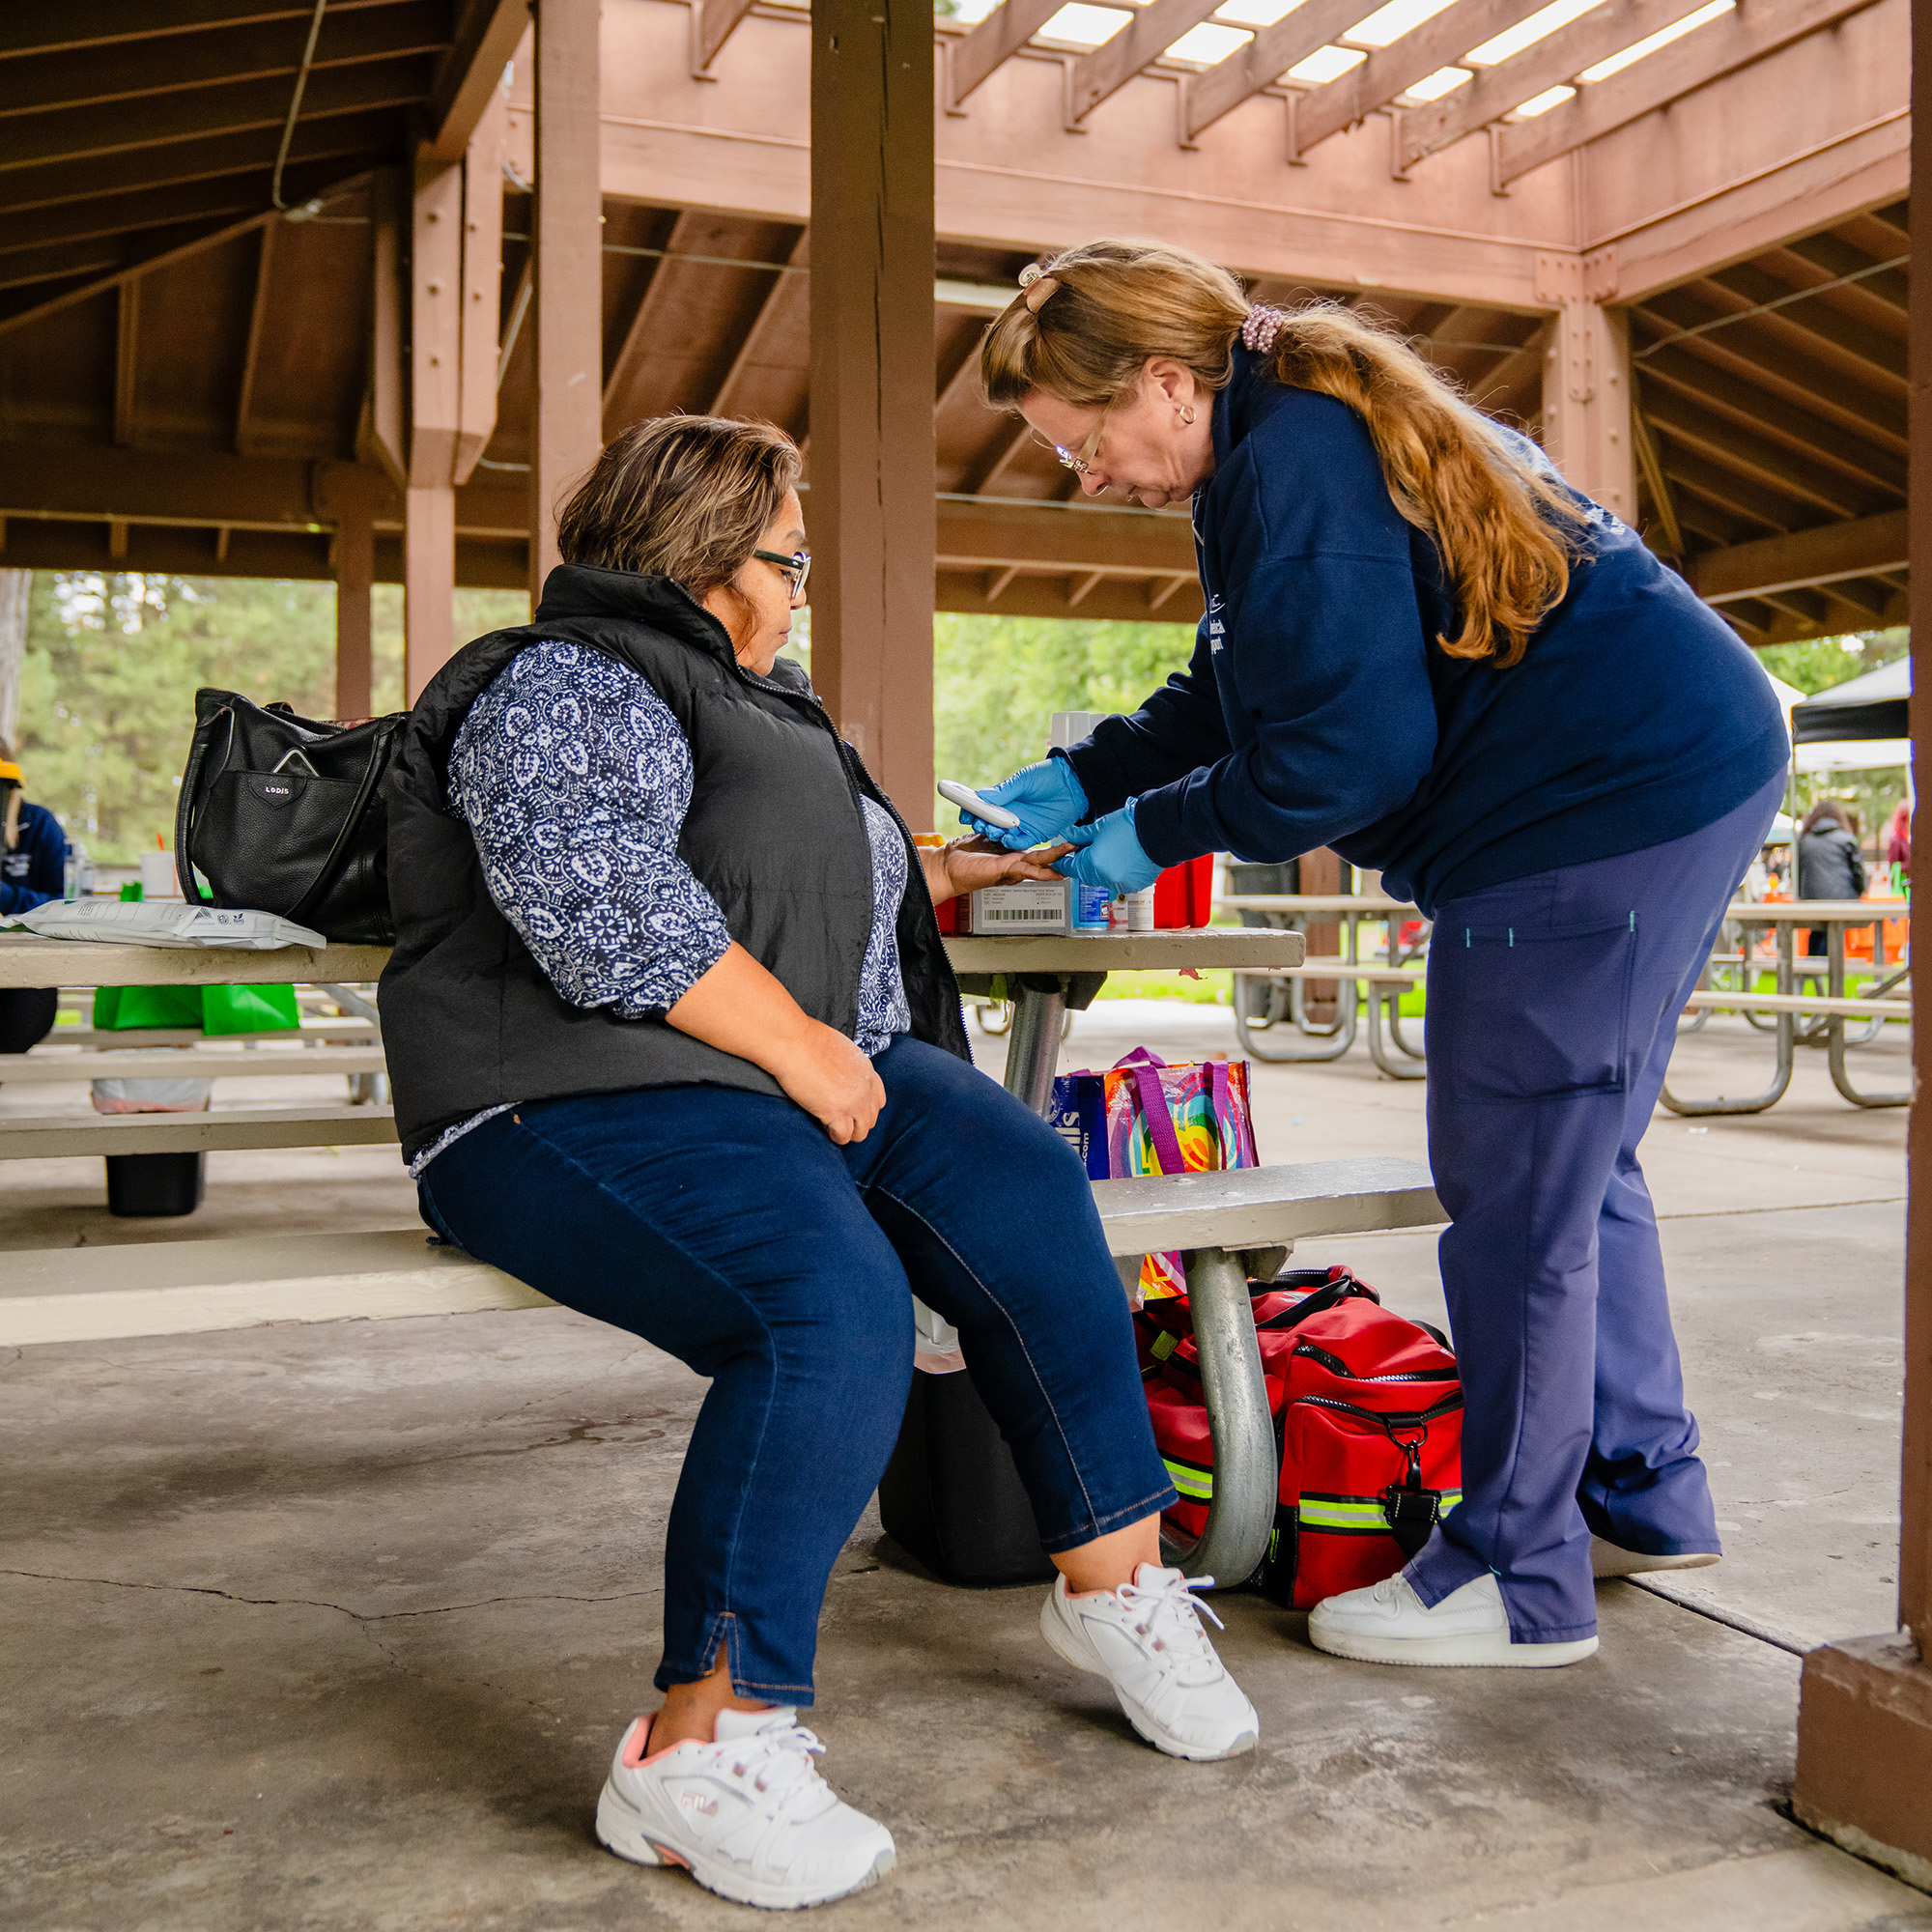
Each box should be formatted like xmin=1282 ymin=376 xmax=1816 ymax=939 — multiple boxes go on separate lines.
xmin=963 ymin=242 xmax=1787 ymax=1668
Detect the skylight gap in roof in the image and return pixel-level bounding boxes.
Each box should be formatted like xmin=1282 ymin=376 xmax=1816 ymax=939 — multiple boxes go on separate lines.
xmin=1036 ymin=2 xmax=1136 ymax=48
xmin=1404 ymin=64 xmax=1471 ymax=99
xmin=1166 ymin=20 xmax=1255 ymax=60
xmin=1289 ymin=43 xmax=1367 ymax=79
xmin=1463 ymin=0 xmax=1601 ymax=66
xmin=1214 ymin=0 xmax=1305 ymax=24
xmin=1343 ymin=0 xmax=1459 ymax=47
xmin=1577 ymin=0 xmax=1733 ymax=82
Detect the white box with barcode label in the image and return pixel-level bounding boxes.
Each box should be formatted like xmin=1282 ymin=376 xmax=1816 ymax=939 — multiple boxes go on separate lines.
xmin=966 ymin=882 xmax=1070 ymax=934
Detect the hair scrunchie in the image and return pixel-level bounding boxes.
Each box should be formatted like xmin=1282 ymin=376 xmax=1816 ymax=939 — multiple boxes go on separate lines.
xmin=1241 ymin=304 xmax=1289 ymax=353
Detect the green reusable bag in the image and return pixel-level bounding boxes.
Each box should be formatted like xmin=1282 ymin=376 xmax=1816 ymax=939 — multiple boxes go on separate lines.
xmin=201 ymin=981 xmax=300 ymax=1034
xmin=93 ymin=982 xmax=204 ymax=1032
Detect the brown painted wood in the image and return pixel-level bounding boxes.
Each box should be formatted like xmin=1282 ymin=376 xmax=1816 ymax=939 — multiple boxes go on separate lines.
xmin=1397 ymin=0 xmax=1701 ymax=169
xmin=368 ymin=167 xmax=408 ymax=487
xmin=1182 ymin=0 xmax=1367 ymax=141
xmin=0 ymin=2 xmax=387 ymax=62
xmin=453 ymin=86 xmax=507 ymax=484
xmin=1496 ymin=0 xmax=1889 ymax=185
xmin=811 ymin=0 xmax=936 ymax=824
xmin=404 ymin=482 xmax=455 ymax=699
xmin=0 ymin=1 xmax=452 ymax=120
xmin=526 ymin=0 xmax=603 ymax=598
xmin=950 ymin=0 xmax=1065 ymax=107
xmin=692 ymin=0 xmax=758 ymax=74
xmin=113 ymin=277 xmax=139 ymax=446
xmin=1644 ymin=384 xmax=1890 ymax=518
xmin=708 ymin=230 xmax=810 ymax=416
xmin=1294 ymin=0 xmax=1550 ymax=156
xmin=234 ymin=221 xmax=274 ymax=452
xmin=409 ymin=158 xmax=464 ymax=486
xmin=323 ymin=466 xmax=380 ymax=717
xmin=424 ymin=0 xmax=528 ymax=162
xmin=1065 ymin=0 xmax=1224 ymax=126
xmin=601 ymin=209 xmax=703 ymax=435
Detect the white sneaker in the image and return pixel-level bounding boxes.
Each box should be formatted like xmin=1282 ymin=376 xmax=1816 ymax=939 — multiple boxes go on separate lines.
xmin=1591 ymin=1536 xmax=1721 ymax=1578
xmin=594 ymin=1706 xmax=895 ymax=1911
xmin=1040 ymin=1563 xmax=1259 ymax=1761
xmin=1309 ymin=1571 xmax=1598 ymax=1667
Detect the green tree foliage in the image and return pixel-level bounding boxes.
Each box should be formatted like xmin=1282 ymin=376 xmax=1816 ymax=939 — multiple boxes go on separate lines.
xmin=18 ymin=573 xmax=527 ymax=863
xmin=933 ymin=611 xmax=1196 ymax=788
xmin=1755 ymin=627 xmax=1905 ymax=696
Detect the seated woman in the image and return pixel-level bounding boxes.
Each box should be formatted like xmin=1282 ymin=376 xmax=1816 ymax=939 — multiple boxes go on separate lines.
xmin=381 ymin=414 xmax=1257 ymax=1914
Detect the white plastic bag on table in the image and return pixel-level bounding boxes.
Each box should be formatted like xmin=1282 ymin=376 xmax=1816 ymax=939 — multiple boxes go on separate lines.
xmin=0 ymin=900 xmax=325 ymax=950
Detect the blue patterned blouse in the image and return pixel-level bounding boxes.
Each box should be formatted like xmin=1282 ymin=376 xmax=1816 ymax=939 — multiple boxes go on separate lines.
xmin=412 ymin=639 xmax=913 ymax=1175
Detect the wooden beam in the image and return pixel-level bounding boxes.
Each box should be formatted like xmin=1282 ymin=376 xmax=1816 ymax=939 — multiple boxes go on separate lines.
xmin=811 ymin=0 xmax=936 ymax=822
xmin=1662 ymin=443 xmax=1810 ymax=529
xmin=934 ymin=497 xmax=1198 ymax=575
xmin=527 ymin=0 xmax=603 ymax=599
xmin=0 ymin=2 xmax=453 ymax=121
xmin=1295 ymin=0 xmax=1551 ymax=156
xmin=405 ymin=484 xmax=454 ymax=698
xmin=1497 ymin=0 xmax=1887 ymax=185
xmin=1066 ymin=0 xmax=1224 ymax=126
xmin=453 ymin=84 xmax=507 ymax=484
xmin=1685 ymin=507 xmax=1909 ymax=600
xmin=1643 ymin=384 xmax=1889 ymax=517
xmin=411 ymin=159 xmax=464 ymax=486
xmin=950 ymin=0 xmax=1065 ymax=108
xmin=113 ymin=276 xmax=139 ymax=447
xmin=0 ymin=3 xmax=355 ymax=62
xmin=707 ymin=230 xmax=810 ymax=416
xmin=423 ymin=0 xmax=528 ymax=163
xmin=602 ymin=210 xmax=703 ymax=435
xmin=234 ymin=219 xmax=274 ymax=453
xmin=1183 ymin=0 xmax=1369 ymax=142
xmin=0 ymin=53 xmax=437 ymax=174
xmin=1398 ymin=0 xmax=1704 ymax=170
xmin=692 ymin=0 xmax=758 ymax=75
xmin=1630 ymin=383 xmax=1684 ymax=554
xmin=367 ymin=168 xmax=407 ymax=488
xmin=959 ymin=419 xmax=1034 ymax=497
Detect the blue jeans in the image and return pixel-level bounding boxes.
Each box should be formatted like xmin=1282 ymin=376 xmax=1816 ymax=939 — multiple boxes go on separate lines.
xmin=1406 ymin=771 xmax=1784 ymax=1642
xmin=417 ymin=1036 xmax=1176 ymax=1705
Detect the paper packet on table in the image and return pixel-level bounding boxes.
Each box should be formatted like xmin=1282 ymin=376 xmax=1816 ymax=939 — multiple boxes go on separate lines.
xmin=0 ymin=900 xmax=325 ymax=951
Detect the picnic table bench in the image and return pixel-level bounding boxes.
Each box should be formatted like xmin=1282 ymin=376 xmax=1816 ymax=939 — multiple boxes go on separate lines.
xmin=0 ymin=923 xmax=1447 ymax=1587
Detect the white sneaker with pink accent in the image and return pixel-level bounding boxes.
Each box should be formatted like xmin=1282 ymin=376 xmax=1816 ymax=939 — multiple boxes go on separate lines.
xmin=595 ymin=1706 xmax=896 ymax=1911
xmin=1039 ymin=1563 xmax=1260 ymax=1761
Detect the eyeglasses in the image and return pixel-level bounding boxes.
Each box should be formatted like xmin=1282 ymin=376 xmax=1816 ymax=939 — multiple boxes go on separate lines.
xmin=1028 ymin=404 xmax=1110 ymax=477
xmin=753 ymin=548 xmax=810 ymax=605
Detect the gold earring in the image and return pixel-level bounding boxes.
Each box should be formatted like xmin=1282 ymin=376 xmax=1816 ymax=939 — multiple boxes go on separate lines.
xmin=1180 ymin=406 xmax=1195 ymax=425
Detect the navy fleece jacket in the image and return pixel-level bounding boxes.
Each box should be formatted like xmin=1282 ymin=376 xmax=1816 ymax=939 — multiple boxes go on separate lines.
xmin=1064 ymin=349 xmax=1788 ymax=918
xmin=1 ymin=800 xmax=66 ymax=915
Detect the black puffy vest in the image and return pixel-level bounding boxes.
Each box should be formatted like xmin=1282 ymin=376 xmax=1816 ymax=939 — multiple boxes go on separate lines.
xmin=381 ymin=564 xmax=969 ymax=1161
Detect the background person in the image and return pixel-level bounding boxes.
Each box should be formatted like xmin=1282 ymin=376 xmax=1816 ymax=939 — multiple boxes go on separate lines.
xmin=1797 ymin=798 xmax=1868 ymax=958
xmin=964 ymin=241 xmax=1788 ymax=1672
xmin=380 ymin=414 xmax=1259 ymax=1914
xmin=0 ymin=740 xmax=66 ymax=1057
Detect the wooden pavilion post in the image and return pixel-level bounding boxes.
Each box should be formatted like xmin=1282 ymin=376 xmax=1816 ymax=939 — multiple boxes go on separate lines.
xmin=1790 ymin=0 xmax=1932 ymax=1880
xmin=809 ymin=0 xmax=937 ymax=827
xmin=1538 ymin=273 xmax=1634 ymax=527
xmin=329 ymin=469 xmax=377 ymax=719
xmin=404 ymin=156 xmax=464 ymax=702
xmin=527 ymin=0 xmax=604 ymax=604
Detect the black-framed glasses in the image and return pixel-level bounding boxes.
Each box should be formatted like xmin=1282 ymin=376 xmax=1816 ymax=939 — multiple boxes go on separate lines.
xmin=753 ymin=548 xmax=811 ymax=604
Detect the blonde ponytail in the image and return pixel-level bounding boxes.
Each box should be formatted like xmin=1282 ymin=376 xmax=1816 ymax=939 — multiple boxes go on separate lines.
xmin=980 ymin=240 xmax=1588 ymax=668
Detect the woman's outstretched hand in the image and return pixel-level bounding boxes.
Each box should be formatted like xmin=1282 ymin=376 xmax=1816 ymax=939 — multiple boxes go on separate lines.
xmin=922 ymin=835 xmax=1075 ymax=906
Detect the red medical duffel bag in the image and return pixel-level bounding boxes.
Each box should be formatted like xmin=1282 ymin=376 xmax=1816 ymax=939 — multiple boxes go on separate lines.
xmin=1136 ymin=1266 xmax=1463 ymax=1608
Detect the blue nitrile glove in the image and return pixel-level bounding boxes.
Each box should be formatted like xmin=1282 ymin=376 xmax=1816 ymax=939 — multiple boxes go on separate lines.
xmin=1056 ymin=801 xmax=1163 ymax=893
xmin=961 ymin=755 xmax=1089 ymax=851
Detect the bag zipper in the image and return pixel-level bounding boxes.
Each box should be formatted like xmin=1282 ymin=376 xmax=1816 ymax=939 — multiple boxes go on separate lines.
xmin=1294 ymin=1391 xmax=1463 ymax=1429
xmin=1293 ymin=1340 xmax=1457 ymax=1385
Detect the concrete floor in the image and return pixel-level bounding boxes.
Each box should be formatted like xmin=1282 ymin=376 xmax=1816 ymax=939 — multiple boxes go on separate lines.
xmin=2 ymin=1002 xmax=1925 ymax=1928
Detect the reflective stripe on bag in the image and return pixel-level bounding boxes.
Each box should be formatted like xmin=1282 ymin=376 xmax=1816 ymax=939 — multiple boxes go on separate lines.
xmin=1298 ymin=1491 xmax=1463 ymax=1534
xmin=1163 ymin=1456 xmax=1214 ymax=1501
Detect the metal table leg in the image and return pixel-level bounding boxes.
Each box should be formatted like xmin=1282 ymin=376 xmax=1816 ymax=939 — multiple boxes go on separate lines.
xmin=1827 ymin=922 xmax=1910 ymax=1108
xmin=1157 ymin=1243 xmax=1276 ymax=1587
xmin=1004 ymin=978 xmax=1069 ymax=1115
xmin=1661 ymin=922 xmax=1796 ymax=1116
xmin=1234 ymin=913 xmax=1358 ymax=1063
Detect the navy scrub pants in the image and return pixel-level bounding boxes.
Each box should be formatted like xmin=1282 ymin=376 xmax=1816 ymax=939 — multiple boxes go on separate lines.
xmin=1405 ymin=771 xmax=1783 ymax=1644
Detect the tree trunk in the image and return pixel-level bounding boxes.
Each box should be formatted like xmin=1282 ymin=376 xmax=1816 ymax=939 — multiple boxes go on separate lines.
xmin=0 ymin=568 xmax=29 ymax=752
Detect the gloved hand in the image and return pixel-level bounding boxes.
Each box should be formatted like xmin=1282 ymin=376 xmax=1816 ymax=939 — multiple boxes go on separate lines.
xmin=1055 ymin=802 xmax=1163 ymax=893
xmin=960 ymin=756 xmax=1089 ymax=851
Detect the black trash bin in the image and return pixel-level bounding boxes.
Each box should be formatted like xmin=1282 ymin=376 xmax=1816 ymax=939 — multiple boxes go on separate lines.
xmin=105 ymin=1151 xmax=206 ymax=1217
xmin=877 ymin=1368 xmax=1055 ymax=1586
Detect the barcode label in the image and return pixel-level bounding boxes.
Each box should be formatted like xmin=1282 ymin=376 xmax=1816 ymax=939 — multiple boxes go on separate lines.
xmin=983 ymin=907 xmax=1064 ymax=923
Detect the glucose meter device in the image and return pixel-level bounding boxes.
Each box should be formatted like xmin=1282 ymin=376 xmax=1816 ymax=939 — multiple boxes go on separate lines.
xmin=937 ymin=779 xmax=1021 ymax=832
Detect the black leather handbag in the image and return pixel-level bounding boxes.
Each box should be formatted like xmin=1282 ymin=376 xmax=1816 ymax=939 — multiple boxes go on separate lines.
xmin=173 ymin=689 xmax=405 ymax=943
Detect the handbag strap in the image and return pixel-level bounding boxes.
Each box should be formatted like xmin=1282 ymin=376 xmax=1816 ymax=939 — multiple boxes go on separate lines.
xmin=1129 ymin=1062 xmax=1188 ymax=1177
xmin=174 ymin=702 xmax=237 ymax=903
xmin=286 ymin=716 xmax=402 ymax=922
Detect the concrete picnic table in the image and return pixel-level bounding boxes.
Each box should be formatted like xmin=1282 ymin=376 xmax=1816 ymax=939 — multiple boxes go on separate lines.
xmin=1218 ymin=892 xmax=1426 ymax=1078
xmin=1664 ymin=898 xmax=1912 ymax=1115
